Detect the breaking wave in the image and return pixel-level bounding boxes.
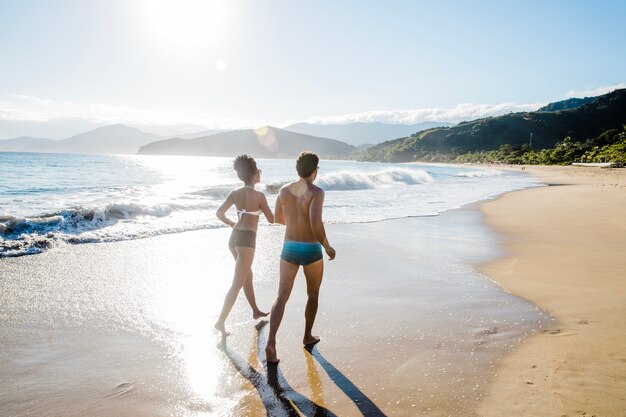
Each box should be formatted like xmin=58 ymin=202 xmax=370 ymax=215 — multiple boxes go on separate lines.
xmin=454 ymin=170 xmax=503 ymax=178
xmin=315 ymin=168 xmax=433 ymax=191
xmin=187 ymin=186 xmax=233 ymax=199
xmin=0 ymin=202 xmax=217 ymax=257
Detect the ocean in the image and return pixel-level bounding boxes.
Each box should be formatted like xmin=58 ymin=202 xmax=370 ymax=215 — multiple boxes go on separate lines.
xmin=0 ymin=152 xmax=542 ymax=257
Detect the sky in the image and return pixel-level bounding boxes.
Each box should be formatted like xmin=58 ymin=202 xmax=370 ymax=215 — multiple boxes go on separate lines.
xmin=0 ymin=0 xmax=625 ymax=138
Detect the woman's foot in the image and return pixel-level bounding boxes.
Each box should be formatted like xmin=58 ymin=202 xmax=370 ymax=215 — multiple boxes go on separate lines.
xmin=253 ymin=310 xmax=269 ymax=320
xmin=214 ymin=321 xmax=230 ymax=336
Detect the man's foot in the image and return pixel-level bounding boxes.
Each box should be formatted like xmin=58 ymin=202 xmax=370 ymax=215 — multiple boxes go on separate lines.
xmin=214 ymin=321 xmax=230 ymax=336
xmin=265 ymin=345 xmax=280 ymax=364
xmin=253 ymin=310 xmax=269 ymax=320
xmin=303 ymin=335 xmax=320 ymax=347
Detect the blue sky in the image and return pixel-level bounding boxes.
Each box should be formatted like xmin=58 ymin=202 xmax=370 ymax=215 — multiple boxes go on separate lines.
xmin=0 ymin=0 xmax=625 ymax=137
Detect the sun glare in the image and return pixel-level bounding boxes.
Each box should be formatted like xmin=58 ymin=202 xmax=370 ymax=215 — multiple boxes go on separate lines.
xmin=136 ymin=0 xmax=234 ymax=56
xmin=215 ymin=58 xmax=228 ymax=72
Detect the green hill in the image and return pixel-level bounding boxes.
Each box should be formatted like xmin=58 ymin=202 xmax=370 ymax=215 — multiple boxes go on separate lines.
xmin=359 ymin=89 xmax=626 ymax=162
xmin=537 ymin=96 xmax=595 ymax=112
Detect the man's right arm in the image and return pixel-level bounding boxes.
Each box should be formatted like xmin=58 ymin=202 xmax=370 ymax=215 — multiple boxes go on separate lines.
xmin=309 ymin=188 xmax=335 ymax=260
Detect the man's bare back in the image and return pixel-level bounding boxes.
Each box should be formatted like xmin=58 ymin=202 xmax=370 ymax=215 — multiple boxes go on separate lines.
xmin=277 ymin=181 xmax=325 ymax=243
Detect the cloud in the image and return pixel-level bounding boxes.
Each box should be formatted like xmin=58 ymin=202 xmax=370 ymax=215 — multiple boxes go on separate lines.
xmin=4 ymin=93 xmax=587 ymax=133
xmin=564 ymin=83 xmax=626 ymax=98
xmin=1 ymin=94 xmax=260 ymax=130
xmin=298 ymin=102 xmax=545 ymax=125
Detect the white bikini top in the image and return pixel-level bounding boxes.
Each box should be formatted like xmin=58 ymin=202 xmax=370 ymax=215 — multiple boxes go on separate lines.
xmin=237 ymin=208 xmax=262 ymax=217
xmin=236 ymin=186 xmax=262 ymax=216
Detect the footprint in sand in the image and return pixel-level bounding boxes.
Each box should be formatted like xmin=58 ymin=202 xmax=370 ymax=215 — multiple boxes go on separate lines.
xmin=104 ymin=382 xmax=135 ymax=398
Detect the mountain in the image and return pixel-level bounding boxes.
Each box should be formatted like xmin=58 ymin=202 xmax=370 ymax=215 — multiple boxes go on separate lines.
xmin=359 ymin=89 xmax=626 ymax=162
xmin=0 ymin=136 xmax=56 ymax=152
xmin=0 ymin=124 xmax=163 ymax=155
xmin=170 ymin=129 xmax=227 ymax=139
xmin=52 ymin=124 xmax=163 ymax=154
xmin=284 ymin=121 xmax=451 ymax=146
xmin=537 ymin=96 xmax=596 ymax=112
xmin=137 ymin=126 xmax=357 ymax=159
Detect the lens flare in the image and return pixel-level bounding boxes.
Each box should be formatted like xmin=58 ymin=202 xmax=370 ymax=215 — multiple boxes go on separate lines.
xmin=254 ymin=126 xmax=278 ymax=152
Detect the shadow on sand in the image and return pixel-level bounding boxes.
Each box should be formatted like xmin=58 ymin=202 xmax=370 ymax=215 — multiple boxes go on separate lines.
xmin=218 ymin=321 xmax=337 ymax=416
xmin=305 ymin=344 xmax=387 ymax=417
xmin=219 ymin=322 xmax=386 ymax=417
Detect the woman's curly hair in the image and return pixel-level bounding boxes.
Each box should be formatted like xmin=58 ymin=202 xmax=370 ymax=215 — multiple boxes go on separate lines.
xmin=233 ymin=154 xmax=258 ymax=183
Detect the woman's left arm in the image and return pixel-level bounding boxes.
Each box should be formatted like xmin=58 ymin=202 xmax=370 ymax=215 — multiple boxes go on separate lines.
xmin=260 ymin=194 xmax=275 ymax=224
xmin=216 ymin=192 xmax=236 ymax=228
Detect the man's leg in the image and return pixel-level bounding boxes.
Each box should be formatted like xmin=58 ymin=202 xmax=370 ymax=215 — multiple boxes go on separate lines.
xmin=265 ymin=259 xmax=299 ymax=363
xmin=302 ymin=259 xmax=324 ymax=346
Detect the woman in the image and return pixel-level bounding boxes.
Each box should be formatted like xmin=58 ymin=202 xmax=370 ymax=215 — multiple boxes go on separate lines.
xmin=215 ymin=155 xmax=274 ymax=335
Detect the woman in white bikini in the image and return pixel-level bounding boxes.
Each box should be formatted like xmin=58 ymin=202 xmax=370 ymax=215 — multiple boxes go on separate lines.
xmin=214 ymin=155 xmax=274 ymax=335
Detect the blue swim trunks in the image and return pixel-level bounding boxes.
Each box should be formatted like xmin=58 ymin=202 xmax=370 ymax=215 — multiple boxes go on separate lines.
xmin=281 ymin=241 xmax=323 ymax=266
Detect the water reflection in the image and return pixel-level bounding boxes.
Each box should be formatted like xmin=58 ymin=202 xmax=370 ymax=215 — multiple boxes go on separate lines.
xmin=305 ymin=348 xmax=328 ymax=411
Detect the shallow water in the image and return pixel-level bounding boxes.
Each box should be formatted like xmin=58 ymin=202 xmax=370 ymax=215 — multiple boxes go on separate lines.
xmin=0 ymin=206 xmax=555 ymax=417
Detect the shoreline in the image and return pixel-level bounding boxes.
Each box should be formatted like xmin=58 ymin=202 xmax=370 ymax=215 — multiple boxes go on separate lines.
xmin=476 ymin=165 xmax=626 ymax=416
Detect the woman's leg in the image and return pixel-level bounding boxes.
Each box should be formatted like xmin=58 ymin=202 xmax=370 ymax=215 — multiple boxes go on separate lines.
xmin=214 ymin=247 xmax=256 ymax=334
xmin=242 ymin=268 xmax=269 ymax=319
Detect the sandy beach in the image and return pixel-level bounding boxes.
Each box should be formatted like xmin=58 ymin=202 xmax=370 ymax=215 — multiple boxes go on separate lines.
xmin=477 ymin=166 xmax=626 ymax=417
xmin=2 ymin=164 xmax=625 ymax=417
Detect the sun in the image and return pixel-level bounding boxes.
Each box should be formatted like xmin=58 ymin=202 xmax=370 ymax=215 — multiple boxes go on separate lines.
xmin=135 ymin=0 xmax=234 ymax=56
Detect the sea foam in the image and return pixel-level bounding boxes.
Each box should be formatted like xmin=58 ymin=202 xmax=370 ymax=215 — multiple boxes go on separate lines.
xmin=454 ymin=170 xmax=503 ymax=178
xmin=315 ymin=168 xmax=433 ymax=191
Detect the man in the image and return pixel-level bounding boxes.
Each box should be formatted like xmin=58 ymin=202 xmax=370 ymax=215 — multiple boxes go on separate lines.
xmin=265 ymin=151 xmax=336 ymax=364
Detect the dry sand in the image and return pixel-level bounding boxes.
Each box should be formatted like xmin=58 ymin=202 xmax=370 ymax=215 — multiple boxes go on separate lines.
xmin=477 ymin=166 xmax=626 ymax=417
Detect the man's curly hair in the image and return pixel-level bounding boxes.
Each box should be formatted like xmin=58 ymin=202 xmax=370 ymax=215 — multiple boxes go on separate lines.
xmin=296 ymin=151 xmax=319 ymax=178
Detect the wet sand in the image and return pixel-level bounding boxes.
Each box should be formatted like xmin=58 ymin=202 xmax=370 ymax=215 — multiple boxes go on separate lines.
xmin=1 ymin=204 xmax=553 ymax=416
xmin=477 ymin=166 xmax=626 ymax=417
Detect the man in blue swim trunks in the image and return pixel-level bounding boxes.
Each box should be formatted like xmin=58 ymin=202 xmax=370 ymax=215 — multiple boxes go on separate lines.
xmin=265 ymin=151 xmax=336 ymax=364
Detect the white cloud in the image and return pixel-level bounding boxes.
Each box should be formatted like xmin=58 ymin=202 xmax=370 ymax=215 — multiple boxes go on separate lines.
xmin=3 ymin=93 xmax=580 ymax=134
xmin=298 ymin=102 xmax=545 ymax=125
xmin=564 ymin=83 xmax=626 ymax=98
xmin=11 ymin=94 xmax=57 ymax=106
xmin=0 ymin=94 xmax=261 ymax=130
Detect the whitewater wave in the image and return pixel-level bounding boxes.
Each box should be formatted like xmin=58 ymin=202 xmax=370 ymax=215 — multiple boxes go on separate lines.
xmin=0 ymin=222 xmax=225 ymax=258
xmin=315 ymin=168 xmax=433 ymax=191
xmin=264 ymin=181 xmax=290 ymax=194
xmin=454 ymin=170 xmax=503 ymax=178
xmin=0 ymin=203 xmax=225 ymax=258
xmin=187 ymin=186 xmax=233 ymax=199
xmin=0 ymin=203 xmax=192 ymax=240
